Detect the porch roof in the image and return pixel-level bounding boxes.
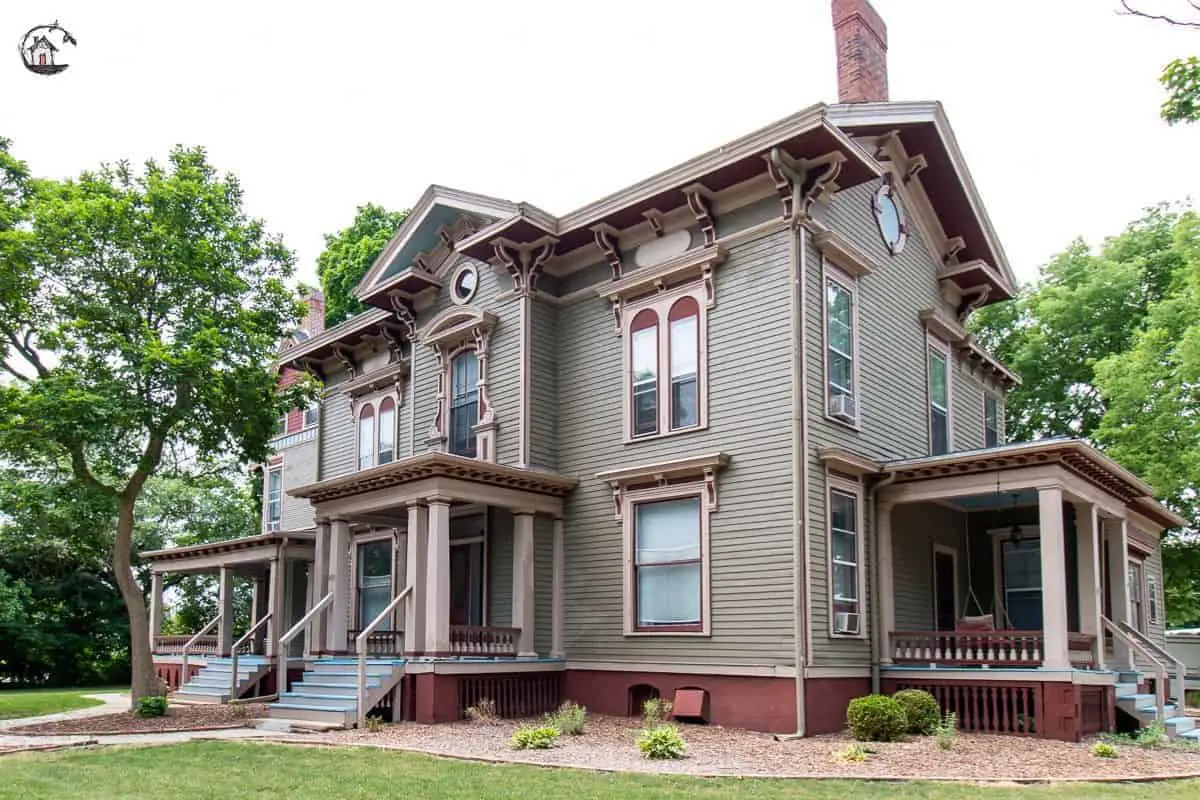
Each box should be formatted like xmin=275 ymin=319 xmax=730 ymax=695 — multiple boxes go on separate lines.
xmin=288 ymin=452 xmax=578 ymax=505
xmin=141 ymin=530 xmax=315 ymax=572
xmin=877 ymin=439 xmax=1186 ymax=530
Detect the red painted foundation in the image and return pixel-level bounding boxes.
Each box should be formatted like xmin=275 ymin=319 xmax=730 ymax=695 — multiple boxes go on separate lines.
xmin=414 ymin=673 xmax=461 ymax=723
xmin=804 ymin=676 xmax=870 ymax=735
xmin=153 ymin=660 xmax=202 ymax=691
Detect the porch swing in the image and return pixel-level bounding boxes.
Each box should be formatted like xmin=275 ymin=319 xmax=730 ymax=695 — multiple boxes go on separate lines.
xmin=955 ymin=481 xmax=1019 ymax=634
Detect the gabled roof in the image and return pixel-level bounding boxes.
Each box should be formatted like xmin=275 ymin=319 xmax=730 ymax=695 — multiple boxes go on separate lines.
xmin=827 ymin=101 xmax=1018 ymax=297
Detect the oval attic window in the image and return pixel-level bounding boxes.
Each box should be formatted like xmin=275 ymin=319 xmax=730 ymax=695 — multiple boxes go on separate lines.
xmin=451 ymin=264 xmax=478 ymax=304
xmin=873 ymin=180 xmax=908 ymax=256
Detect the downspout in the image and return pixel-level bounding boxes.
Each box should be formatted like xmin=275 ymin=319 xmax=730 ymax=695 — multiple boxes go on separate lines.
xmin=869 ymin=472 xmax=896 ymax=694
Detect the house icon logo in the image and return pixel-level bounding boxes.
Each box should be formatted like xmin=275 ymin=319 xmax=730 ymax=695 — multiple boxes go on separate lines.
xmin=18 ymin=21 xmax=76 ymax=75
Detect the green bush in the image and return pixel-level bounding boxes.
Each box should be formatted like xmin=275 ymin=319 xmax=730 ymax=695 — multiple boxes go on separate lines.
xmin=845 ymin=694 xmax=908 ymax=742
xmin=1136 ymin=720 xmax=1167 ymax=749
xmin=642 ymin=697 xmax=673 ymax=726
xmin=836 ymin=743 xmax=872 ymax=762
xmin=1092 ymin=742 xmax=1119 ymax=759
xmin=547 ymin=701 xmax=587 ymax=735
xmin=134 ymin=695 xmax=168 ymax=718
xmin=892 ymin=689 xmax=940 ymax=735
xmin=934 ymin=711 xmax=957 ymax=751
xmin=637 ymin=724 xmax=686 ymax=760
xmin=510 ymin=724 xmax=560 ymax=750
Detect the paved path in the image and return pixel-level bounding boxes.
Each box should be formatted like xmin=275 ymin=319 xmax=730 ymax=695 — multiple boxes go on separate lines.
xmin=0 ymin=693 xmax=129 ymax=730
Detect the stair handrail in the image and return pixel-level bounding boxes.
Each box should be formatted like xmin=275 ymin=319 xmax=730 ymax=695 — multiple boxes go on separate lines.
xmin=180 ymin=613 xmax=221 ymax=688
xmin=1116 ymin=618 xmax=1188 ymax=712
xmin=279 ymin=590 xmax=335 ymax=651
xmin=1103 ymin=616 xmax=1168 ymax=721
xmin=356 ymin=585 xmax=412 ymax=728
xmin=229 ymin=612 xmax=273 ymax=699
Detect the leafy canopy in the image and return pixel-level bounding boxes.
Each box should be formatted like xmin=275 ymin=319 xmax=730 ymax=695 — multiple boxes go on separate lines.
xmin=316 ymin=203 xmax=408 ymax=326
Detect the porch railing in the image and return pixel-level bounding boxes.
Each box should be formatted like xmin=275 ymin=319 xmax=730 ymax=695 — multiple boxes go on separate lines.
xmin=347 ymin=630 xmax=405 ymax=656
xmin=1113 ymin=619 xmax=1187 ymax=711
xmin=229 ymin=613 xmax=272 ymax=699
xmin=450 ymin=625 xmax=520 ymax=658
xmin=181 ymin=614 xmax=222 ymax=683
xmin=154 ymin=634 xmax=218 ymax=656
xmin=357 ymin=586 xmax=412 ymax=727
xmin=891 ymin=630 xmax=1098 ymax=668
xmin=280 ymin=590 xmax=334 ymax=656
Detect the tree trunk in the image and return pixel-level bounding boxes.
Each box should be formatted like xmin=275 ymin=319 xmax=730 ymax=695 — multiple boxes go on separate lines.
xmin=113 ymin=492 xmax=157 ymax=705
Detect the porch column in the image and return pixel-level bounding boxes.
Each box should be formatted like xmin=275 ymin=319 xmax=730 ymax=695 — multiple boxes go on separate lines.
xmin=1038 ymin=486 xmax=1070 ymax=669
xmin=404 ymin=502 xmax=428 ymax=657
xmin=217 ymin=565 xmax=234 ymax=657
xmin=310 ymin=519 xmax=330 ymax=655
xmin=326 ymin=518 xmax=351 ymax=653
xmin=512 ymin=511 xmax=537 ymax=657
xmin=1104 ymin=516 xmax=1134 ymax=669
xmin=266 ymin=546 xmax=286 ymax=657
xmin=876 ymin=500 xmax=895 ymax=665
xmin=149 ymin=571 xmax=164 ymax=646
xmin=1074 ymin=502 xmax=1104 ymax=669
xmin=425 ymin=497 xmax=451 ymax=655
xmin=251 ymin=575 xmax=267 ymax=654
xmin=551 ymin=516 xmax=565 ymax=658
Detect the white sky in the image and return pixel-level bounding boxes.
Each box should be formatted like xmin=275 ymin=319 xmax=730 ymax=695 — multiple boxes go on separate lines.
xmin=1 ymin=1 xmax=1197 ymax=286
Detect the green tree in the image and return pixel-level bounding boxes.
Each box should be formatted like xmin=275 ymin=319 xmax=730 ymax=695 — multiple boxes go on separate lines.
xmin=0 ymin=143 xmax=311 ymax=701
xmin=316 ymin=203 xmax=408 ymax=325
xmin=1119 ymin=2 xmax=1199 ymax=123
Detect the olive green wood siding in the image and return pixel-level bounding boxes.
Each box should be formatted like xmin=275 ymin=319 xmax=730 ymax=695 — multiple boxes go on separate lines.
xmin=534 ymin=515 xmax=554 ymax=656
xmin=488 ymin=507 xmax=513 ymax=628
xmin=279 ymin=439 xmax=318 ymax=531
xmin=890 ymin=503 xmax=968 ymax=631
xmin=529 ymin=300 xmax=558 ymax=470
xmin=319 ymin=378 xmax=355 ymax=480
xmin=557 ymin=230 xmax=796 ymax=667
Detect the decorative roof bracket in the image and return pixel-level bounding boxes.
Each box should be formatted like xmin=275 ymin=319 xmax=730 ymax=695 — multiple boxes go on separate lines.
xmin=682 ymin=184 xmax=716 ymax=246
xmin=331 ymin=344 xmax=358 ymax=379
xmin=592 ymin=224 xmax=623 ymax=280
xmin=492 ymin=236 xmax=557 ymax=297
xmin=387 ymin=292 xmax=417 ymax=339
xmin=956 ymin=286 xmax=991 ymax=323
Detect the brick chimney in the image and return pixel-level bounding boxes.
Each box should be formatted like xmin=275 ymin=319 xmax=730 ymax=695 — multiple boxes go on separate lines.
xmin=832 ymin=0 xmax=888 ymax=104
xmin=300 ymin=288 xmax=325 ymax=335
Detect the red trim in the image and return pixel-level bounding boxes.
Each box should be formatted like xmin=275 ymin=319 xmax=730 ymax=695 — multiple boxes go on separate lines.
xmin=629 ymin=309 xmax=659 ymax=438
xmin=377 ymin=397 xmax=396 ymax=461
xmin=634 ymin=623 xmax=703 ymax=633
xmin=667 ymin=296 xmax=700 ymax=432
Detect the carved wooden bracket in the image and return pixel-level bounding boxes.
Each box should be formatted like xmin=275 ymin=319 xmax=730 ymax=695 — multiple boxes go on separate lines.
xmin=388 ymin=292 xmax=418 ymax=340
xmin=682 ymin=184 xmax=716 ymax=246
xmin=942 ymin=236 xmax=967 ymax=266
xmin=492 ymin=237 xmax=557 ymax=297
xmin=763 ymin=153 xmax=794 ymax=220
xmin=378 ymin=325 xmax=406 ymax=363
xmin=592 ymin=224 xmax=623 ymax=280
xmin=331 ymin=345 xmax=358 ymax=379
xmin=797 ymin=152 xmax=845 ymax=215
xmin=643 ymin=209 xmax=665 ymax=237
xmin=902 ymin=153 xmax=928 ymax=184
xmin=956 ymin=286 xmax=991 ymax=323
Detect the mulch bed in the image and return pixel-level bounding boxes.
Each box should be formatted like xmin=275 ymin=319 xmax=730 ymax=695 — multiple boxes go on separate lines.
xmin=8 ymin=703 xmax=267 ymax=736
xmin=316 ymin=714 xmax=1200 ymax=781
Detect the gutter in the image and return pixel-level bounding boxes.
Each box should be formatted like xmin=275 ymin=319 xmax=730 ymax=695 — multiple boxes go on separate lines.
xmin=869 ymin=471 xmax=896 ymax=694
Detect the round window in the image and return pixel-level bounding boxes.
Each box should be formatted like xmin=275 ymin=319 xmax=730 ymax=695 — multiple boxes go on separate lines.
xmin=451 ymin=264 xmax=478 ymax=304
xmin=873 ymin=181 xmax=908 ymax=256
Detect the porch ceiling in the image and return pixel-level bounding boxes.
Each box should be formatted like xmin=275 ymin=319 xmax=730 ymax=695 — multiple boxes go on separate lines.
xmin=141 ymin=531 xmax=315 ymax=574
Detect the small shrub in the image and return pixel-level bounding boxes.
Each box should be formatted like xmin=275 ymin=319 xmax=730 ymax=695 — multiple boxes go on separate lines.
xmin=1092 ymin=742 xmax=1120 ymax=759
xmin=846 ymin=694 xmax=908 ymax=742
xmin=465 ymin=697 xmax=499 ymax=725
xmin=364 ymin=714 xmax=386 ymax=733
xmin=511 ymin=724 xmax=560 ymax=750
xmin=134 ymin=695 xmax=168 ymax=718
xmin=642 ymin=697 xmax=673 ymax=726
xmin=547 ymin=700 xmax=587 ymax=735
xmin=637 ymin=724 xmax=686 ymax=760
xmin=934 ymin=711 xmax=957 ymax=751
xmin=1136 ymin=720 xmax=1167 ymax=749
xmin=892 ymin=689 xmax=940 ymax=735
xmin=836 ymin=743 xmax=871 ymax=762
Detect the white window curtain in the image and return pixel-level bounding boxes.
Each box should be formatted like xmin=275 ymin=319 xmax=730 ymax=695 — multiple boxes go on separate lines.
xmin=635 ymin=498 xmax=701 ymax=626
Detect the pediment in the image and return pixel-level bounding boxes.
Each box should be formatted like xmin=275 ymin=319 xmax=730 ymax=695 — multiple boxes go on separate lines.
xmin=418 ymin=305 xmax=498 ymax=349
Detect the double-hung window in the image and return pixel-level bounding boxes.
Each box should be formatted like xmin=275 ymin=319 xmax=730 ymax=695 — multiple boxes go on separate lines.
xmin=377 ymin=397 xmax=395 ymax=465
xmin=265 ymin=467 xmax=282 ymax=532
xmin=825 ymin=274 xmax=857 ymax=422
xmin=358 ymin=404 xmax=374 ymax=470
xmin=928 ymin=342 xmax=950 ymax=455
xmin=625 ymin=288 xmax=706 ymax=440
xmin=984 ymin=394 xmax=1000 ymax=448
xmin=449 ymin=351 xmax=479 ymax=458
xmin=829 ymin=485 xmax=862 ymax=635
xmin=633 ymin=497 xmax=702 ymax=631
xmin=1129 ymin=559 xmax=1146 ymax=633
xmin=1148 ymin=576 xmax=1160 ymax=626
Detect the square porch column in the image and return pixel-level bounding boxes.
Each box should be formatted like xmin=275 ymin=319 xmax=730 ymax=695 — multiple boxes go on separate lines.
xmin=1038 ymin=486 xmax=1070 ymax=669
xmin=404 ymin=502 xmax=428 ymax=657
xmin=425 ymin=497 xmax=452 ymax=655
xmin=265 ymin=547 xmax=287 ymax=657
xmin=149 ymin=571 xmax=164 ymax=646
xmin=325 ymin=518 xmax=351 ymax=653
xmin=1104 ymin=516 xmax=1134 ymax=669
xmin=512 ymin=511 xmax=537 ymax=657
xmin=876 ymin=500 xmax=895 ymax=665
xmin=1074 ymin=502 xmax=1104 ymax=669
xmin=309 ymin=519 xmax=330 ymax=656
xmin=217 ymin=565 xmax=234 ymax=657
xmin=551 ymin=516 xmax=565 ymax=659
xmin=251 ymin=575 xmax=267 ymax=654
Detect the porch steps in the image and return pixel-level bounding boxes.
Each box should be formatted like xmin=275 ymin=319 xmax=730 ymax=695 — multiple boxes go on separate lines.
xmin=1114 ymin=676 xmax=1194 ymax=738
xmin=173 ymin=656 xmax=273 ymax=704
xmin=262 ymin=657 xmax=406 ymax=731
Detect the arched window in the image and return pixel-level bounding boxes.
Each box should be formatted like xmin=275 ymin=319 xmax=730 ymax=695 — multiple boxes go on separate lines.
xmin=449 ymin=351 xmax=479 ymax=458
xmin=630 ymin=309 xmax=659 ymax=437
xmin=377 ymin=397 xmax=396 ymax=465
xmin=358 ymin=403 xmax=375 ymax=470
xmin=668 ymin=297 xmax=699 ymax=430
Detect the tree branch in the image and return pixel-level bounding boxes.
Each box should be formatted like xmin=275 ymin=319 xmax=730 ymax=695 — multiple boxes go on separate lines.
xmin=1120 ymin=0 xmax=1200 ymax=27
xmin=3 ymin=330 xmax=50 ymax=378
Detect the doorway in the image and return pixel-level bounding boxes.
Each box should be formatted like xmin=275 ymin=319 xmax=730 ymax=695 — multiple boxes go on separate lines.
xmin=450 ymin=513 xmax=486 ymax=626
xmin=933 ymin=545 xmax=958 ymax=631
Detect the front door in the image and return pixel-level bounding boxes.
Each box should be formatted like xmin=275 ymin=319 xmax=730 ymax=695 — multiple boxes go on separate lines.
xmin=933 ymin=548 xmax=957 ymax=631
xmin=1002 ymin=539 xmax=1043 ymax=630
xmin=450 ymin=514 xmax=486 ymax=626
xmin=356 ymin=539 xmax=392 ymax=630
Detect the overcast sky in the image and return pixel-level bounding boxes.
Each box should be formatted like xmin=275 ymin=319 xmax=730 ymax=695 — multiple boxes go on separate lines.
xmin=1 ymin=1 xmax=1197 ymax=286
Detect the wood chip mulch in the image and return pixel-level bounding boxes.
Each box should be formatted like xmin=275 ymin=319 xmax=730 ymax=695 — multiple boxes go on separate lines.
xmin=317 ymin=714 xmax=1200 ymax=781
xmin=8 ymin=703 xmax=267 ymax=736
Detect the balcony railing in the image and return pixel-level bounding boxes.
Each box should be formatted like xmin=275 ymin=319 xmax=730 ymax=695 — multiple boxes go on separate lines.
xmin=153 ymin=634 xmax=218 ymax=656
xmin=347 ymin=629 xmax=405 ymax=656
xmin=890 ymin=630 xmax=1098 ymax=668
xmin=449 ymin=625 xmax=519 ymax=658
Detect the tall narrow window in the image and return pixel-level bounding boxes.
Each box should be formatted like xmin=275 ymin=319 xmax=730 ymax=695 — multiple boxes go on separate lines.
xmin=303 ymin=403 xmax=319 ymax=428
xmin=449 ymin=351 xmax=479 ymax=458
xmin=630 ymin=310 xmax=659 ymax=437
xmin=358 ymin=404 xmax=374 ymax=470
xmin=984 ymin=394 xmax=1000 ymax=448
xmin=377 ymin=397 xmax=395 ymax=465
xmin=634 ymin=497 xmax=702 ymax=630
xmin=928 ymin=345 xmax=949 ymax=455
xmin=1148 ymin=577 xmax=1159 ymax=625
xmin=826 ymin=278 xmax=856 ymax=420
xmin=265 ymin=468 xmax=282 ymax=532
xmin=1129 ymin=560 xmax=1146 ymax=633
xmin=830 ymin=489 xmax=860 ymax=630
xmin=668 ymin=297 xmax=699 ymax=431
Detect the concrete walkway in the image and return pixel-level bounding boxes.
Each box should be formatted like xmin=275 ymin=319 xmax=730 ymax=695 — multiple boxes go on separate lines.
xmin=0 ymin=693 xmax=290 ymax=750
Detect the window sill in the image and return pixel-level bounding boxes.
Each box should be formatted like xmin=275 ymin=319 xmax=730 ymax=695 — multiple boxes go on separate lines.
xmin=624 ymin=627 xmax=710 ymax=638
xmin=823 ymin=413 xmax=862 ymax=433
xmin=829 ymin=632 xmax=868 ymax=640
xmin=624 ymin=422 xmax=708 ymax=445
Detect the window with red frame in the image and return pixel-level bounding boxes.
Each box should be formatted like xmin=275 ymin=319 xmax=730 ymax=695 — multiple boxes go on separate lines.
xmin=358 ymin=403 xmax=374 ymax=470
xmin=377 ymin=397 xmax=395 ymax=465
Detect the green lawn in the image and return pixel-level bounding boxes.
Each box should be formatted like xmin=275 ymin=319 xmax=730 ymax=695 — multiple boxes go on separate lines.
xmin=0 ymin=686 xmax=123 ymax=720
xmin=2 ymin=742 xmax=1199 ymax=800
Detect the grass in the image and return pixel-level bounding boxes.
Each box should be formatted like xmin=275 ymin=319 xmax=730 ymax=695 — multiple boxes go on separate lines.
xmin=0 ymin=686 xmax=125 ymax=720
xmin=2 ymin=742 xmax=1200 ymax=800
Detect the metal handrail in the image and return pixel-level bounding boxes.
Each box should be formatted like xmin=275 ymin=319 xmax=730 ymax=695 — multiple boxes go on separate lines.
xmin=280 ymin=591 xmax=334 ymax=649
xmin=1116 ymin=619 xmax=1188 ymax=712
xmin=356 ymin=585 xmax=411 ymax=727
xmin=229 ymin=613 xmax=273 ymax=698
xmin=1103 ymin=616 xmax=1168 ymax=721
xmin=181 ymin=613 xmax=221 ymax=685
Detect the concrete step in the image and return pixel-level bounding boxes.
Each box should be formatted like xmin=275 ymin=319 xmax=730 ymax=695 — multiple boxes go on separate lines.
xmin=255 ymin=717 xmax=345 ymax=733
xmin=306 ymin=664 xmax=397 ymax=676
xmin=175 ymin=689 xmax=230 ymax=703
xmin=280 ymin=692 xmax=358 ymax=709
xmin=1114 ymin=682 xmax=1139 ymax=697
xmin=1117 ymin=671 xmax=1141 ymax=684
xmin=1178 ymin=728 xmax=1200 ymax=741
xmin=291 ymin=680 xmax=380 ymax=696
xmin=1165 ymin=716 xmax=1196 ymax=735
xmin=268 ymin=703 xmax=355 ymax=726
